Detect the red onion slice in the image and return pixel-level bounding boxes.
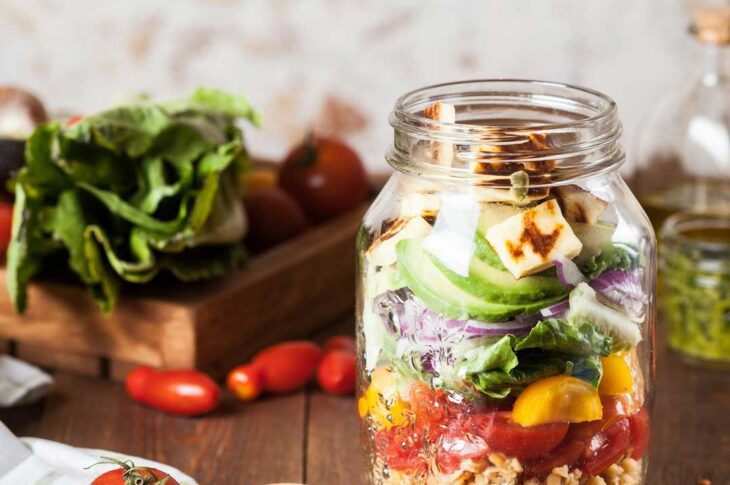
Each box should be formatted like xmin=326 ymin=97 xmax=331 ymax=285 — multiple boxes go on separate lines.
xmin=554 ymin=256 xmax=587 ymax=288
xmin=464 ymin=319 xmax=535 ymax=336
xmin=540 ymin=300 xmax=570 ymax=317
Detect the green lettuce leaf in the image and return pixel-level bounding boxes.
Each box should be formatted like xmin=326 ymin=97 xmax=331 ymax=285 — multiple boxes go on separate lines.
xmin=515 ymin=318 xmax=614 ymax=356
xmin=469 ymin=354 xmax=567 ymax=399
xmin=579 ymin=243 xmax=638 ymax=279
xmin=7 ymin=88 xmax=259 ymax=313
xmin=463 ymin=318 xmax=612 ymax=399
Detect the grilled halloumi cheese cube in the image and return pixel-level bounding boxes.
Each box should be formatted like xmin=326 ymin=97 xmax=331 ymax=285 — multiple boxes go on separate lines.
xmin=423 ymin=101 xmax=456 ymax=166
xmin=485 ymin=199 xmax=582 ymax=278
xmin=554 ymin=185 xmax=608 ymax=224
xmin=400 ymin=191 xmax=441 ymax=219
xmin=366 ymin=216 xmax=432 ymax=267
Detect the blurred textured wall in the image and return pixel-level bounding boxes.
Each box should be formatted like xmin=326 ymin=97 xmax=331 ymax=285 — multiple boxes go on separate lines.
xmin=0 ymin=0 xmax=692 ymax=174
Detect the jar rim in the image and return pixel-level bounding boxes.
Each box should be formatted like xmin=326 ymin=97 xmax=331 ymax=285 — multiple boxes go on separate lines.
xmin=387 ymin=79 xmax=624 ymax=186
xmin=661 ymin=212 xmax=730 ymax=251
xmin=392 ymin=79 xmax=618 ymax=133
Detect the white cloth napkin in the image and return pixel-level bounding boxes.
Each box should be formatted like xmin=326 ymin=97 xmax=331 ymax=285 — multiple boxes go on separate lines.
xmin=0 ymin=422 xmax=198 ymax=485
xmin=0 ymin=355 xmax=53 ymax=407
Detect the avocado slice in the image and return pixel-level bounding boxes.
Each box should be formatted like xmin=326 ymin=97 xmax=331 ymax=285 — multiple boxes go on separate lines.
xmin=436 ymin=255 xmax=568 ymax=304
xmin=571 ymin=222 xmax=616 ymax=264
xmin=396 ymin=239 xmax=565 ymax=321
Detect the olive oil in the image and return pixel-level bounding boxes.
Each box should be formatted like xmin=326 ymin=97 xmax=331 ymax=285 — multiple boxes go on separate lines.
xmin=640 ymin=179 xmax=730 ymax=231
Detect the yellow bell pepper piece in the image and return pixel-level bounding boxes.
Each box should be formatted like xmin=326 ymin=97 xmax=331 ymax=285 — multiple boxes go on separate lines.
xmin=513 ymin=375 xmax=603 ymax=427
xmin=599 ymin=352 xmax=635 ymax=396
xmin=357 ymin=366 xmax=409 ymax=430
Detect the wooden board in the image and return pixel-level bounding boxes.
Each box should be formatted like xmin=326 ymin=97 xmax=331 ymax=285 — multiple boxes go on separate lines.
xmin=9 ymin=373 xmax=307 ymax=484
xmin=0 ymin=203 xmax=367 ymax=380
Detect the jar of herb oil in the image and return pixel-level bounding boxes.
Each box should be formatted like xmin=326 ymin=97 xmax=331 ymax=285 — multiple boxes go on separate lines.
xmin=661 ymin=212 xmax=730 ymax=369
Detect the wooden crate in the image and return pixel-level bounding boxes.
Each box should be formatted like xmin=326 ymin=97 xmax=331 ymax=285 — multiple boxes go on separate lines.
xmin=0 ymin=204 xmax=366 ymax=381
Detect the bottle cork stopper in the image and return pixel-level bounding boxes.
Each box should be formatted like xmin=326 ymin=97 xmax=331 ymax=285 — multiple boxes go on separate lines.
xmin=691 ymin=6 xmax=730 ymax=44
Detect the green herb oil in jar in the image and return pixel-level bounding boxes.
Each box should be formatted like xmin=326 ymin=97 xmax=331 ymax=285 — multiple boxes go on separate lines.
xmin=661 ymin=212 xmax=730 ymax=369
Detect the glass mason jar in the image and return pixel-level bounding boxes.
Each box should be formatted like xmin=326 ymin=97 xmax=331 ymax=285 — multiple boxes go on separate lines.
xmin=356 ymin=80 xmax=656 ymax=485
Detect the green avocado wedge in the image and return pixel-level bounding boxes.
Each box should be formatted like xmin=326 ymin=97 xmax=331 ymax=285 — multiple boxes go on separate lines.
xmin=436 ymin=254 xmax=569 ymax=304
xmin=395 ymin=239 xmax=567 ymax=321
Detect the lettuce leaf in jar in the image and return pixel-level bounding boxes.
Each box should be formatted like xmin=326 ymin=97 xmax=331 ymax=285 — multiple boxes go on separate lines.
xmin=460 ymin=319 xmax=612 ymax=399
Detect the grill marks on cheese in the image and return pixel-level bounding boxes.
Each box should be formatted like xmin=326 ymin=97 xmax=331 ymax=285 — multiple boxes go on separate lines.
xmin=506 ymin=206 xmax=565 ymax=260
xmin=486 ymin=199 xmax=583 ymax=279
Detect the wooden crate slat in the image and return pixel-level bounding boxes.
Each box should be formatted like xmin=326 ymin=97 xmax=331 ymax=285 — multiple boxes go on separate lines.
xmin=193 ymin=206 xmax=363 ymax=377
xmin=108 ymin=360 xmax=138 ymax=382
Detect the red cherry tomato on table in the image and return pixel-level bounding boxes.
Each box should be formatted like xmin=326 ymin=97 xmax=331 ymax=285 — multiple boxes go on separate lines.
xmin=317 ymin=350 xmax=356 ymax=395
xmin=322 ymin=335 xmax=356 ymax=354
xmin=279 ymin=135 xmax=368 ymax=223
xmin=243 ymin=187 xmax=309 ymax=253
xmin=628 ymin=406 xmax=650 ymax=460
xmin=473 ymin=411 xmax=570 ymax=461
xmin=252 ymin=341 xmax=322 ymax=393
xmin=0 ymin=202 xmax=13 ymax=254
xmin=124 ymin=367 xmax=220 ymax=417
xmin=227 ymin=363 xmax=265 ymax=401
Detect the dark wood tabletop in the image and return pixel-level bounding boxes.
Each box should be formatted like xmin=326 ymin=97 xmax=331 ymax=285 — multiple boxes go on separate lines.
xmin=1 ymin=319 xmax=729 ymax=485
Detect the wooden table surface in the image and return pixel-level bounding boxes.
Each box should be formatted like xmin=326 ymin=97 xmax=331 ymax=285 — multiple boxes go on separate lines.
xmin=1 ymin=320 xmax=729 ymax=485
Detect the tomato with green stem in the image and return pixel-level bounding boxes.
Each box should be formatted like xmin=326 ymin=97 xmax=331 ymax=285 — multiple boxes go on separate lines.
xmin=279 ymin=135 xmax=368 ymax=222
xmin=89 ymin=457 xmax=180 ymax=485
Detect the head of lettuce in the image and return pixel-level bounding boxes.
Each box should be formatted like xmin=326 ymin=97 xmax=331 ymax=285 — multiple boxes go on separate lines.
xmin=6 ymin=88 xmax=260 ymax=313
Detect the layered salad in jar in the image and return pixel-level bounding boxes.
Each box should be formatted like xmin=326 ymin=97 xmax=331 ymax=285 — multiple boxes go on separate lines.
xmin=357 ymin=101 xmax=651 ymax=485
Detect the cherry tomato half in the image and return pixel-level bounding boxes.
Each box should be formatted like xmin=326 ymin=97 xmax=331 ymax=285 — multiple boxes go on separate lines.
xmin=473 ymin=411 xmax=569 ymax=461
xmin=375 ymin=426 xmax=427 ymax=475
xmin=581 ymin=417 xmax=632 ymax=477
xmin=523 ymin=438 xmax=586 ymax=479
xmin=124 ymin=367 xmax=220 ymax=417
xmin=435 ymin=420 xmax=490 ymax=474
xmin=279 ymin=135 xmax=368 ymax=223
xmin=628 ymin=406 xmax=650 ymax=460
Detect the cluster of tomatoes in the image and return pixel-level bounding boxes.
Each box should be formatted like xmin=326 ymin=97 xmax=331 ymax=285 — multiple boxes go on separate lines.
xmin=243 ymin=135 xmax=368 ymax=252
xmin=124 ymin=336 xmax=357 ymax=417
xmin=374 ymin=384 xmax=650 ymax=480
